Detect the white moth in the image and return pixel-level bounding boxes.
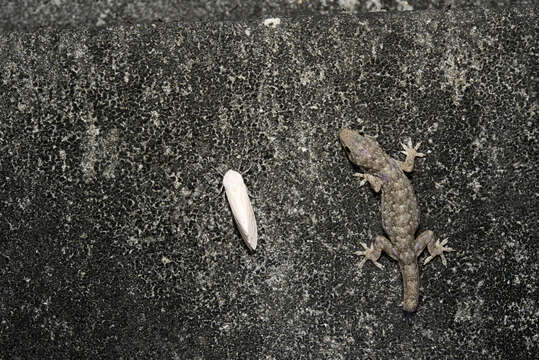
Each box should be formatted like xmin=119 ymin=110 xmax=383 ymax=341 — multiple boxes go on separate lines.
xmin=222 ymin=169 xmax=258 ymax=251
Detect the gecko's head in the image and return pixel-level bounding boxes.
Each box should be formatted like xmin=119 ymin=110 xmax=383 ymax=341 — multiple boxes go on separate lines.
xmin=339 ymin=128 xmax=386 ymax=171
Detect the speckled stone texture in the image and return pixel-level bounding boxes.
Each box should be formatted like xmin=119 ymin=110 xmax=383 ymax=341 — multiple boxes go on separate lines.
xmin=0 ymin=5 xmax=537 ymax=359
xmin=1 ymin=0 xmax=535 ymax=32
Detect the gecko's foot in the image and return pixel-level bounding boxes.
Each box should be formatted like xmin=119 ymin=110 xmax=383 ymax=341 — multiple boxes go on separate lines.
xmin=353 ymin=173 xmax=383 ymax=192
xmin=401 ymin=138 xmax=425 ymax=159
xmin=354 ymin=242 xmax=384 ymax=269
xmin=424 ymin=238 xmax=454 ymax=265
xmin=352 ymin=172 xmax=368 ymax=187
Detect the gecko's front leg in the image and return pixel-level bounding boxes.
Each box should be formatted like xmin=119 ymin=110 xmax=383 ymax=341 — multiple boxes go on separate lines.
xmin=353 ymin=172 xmax=383 ymax=192
xmin=398 ymin=138 xmax=424 ymax=173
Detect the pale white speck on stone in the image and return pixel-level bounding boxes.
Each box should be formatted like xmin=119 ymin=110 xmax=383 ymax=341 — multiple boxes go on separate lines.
xmin=223 ymin=170 xmax=258 ymax=251
xmin=263 ymin=18 xmax=281 ymax=28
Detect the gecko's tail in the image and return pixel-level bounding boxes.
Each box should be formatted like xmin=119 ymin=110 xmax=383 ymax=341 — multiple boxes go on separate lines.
xmin=403 ymin=309 xmax=416 ymax=325
xmin=401 ymin=262 xmax=420 ymax=313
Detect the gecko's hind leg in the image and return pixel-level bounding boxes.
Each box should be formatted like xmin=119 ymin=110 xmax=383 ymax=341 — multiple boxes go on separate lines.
xmin=355 ymin=235 xmax=398 ymax=269
xmin=414 ymin=230 xmax=454 ymax=265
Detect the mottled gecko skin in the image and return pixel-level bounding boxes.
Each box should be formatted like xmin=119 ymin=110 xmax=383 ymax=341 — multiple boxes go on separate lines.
xmin=339 ymin=129 xmax=453 ymax=313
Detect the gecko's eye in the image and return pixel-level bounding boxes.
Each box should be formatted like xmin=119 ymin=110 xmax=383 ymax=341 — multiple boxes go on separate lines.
xmin=343 ymin=146 xmax=351 ymax=155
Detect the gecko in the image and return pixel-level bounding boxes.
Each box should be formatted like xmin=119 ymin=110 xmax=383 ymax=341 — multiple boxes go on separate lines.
xmin=339 ymin=128 xmax=454 ymax=313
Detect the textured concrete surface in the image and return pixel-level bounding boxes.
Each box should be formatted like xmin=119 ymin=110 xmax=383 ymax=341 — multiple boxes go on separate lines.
xmin=0 ymin=0 xmax=535 ymax=32
xmin=0 ymin=4 xmax=537 ymax=359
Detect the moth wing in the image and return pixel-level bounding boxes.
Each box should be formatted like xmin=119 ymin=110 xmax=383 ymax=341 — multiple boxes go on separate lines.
xmin=225 ymin=185 xmax=258 ymax=250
